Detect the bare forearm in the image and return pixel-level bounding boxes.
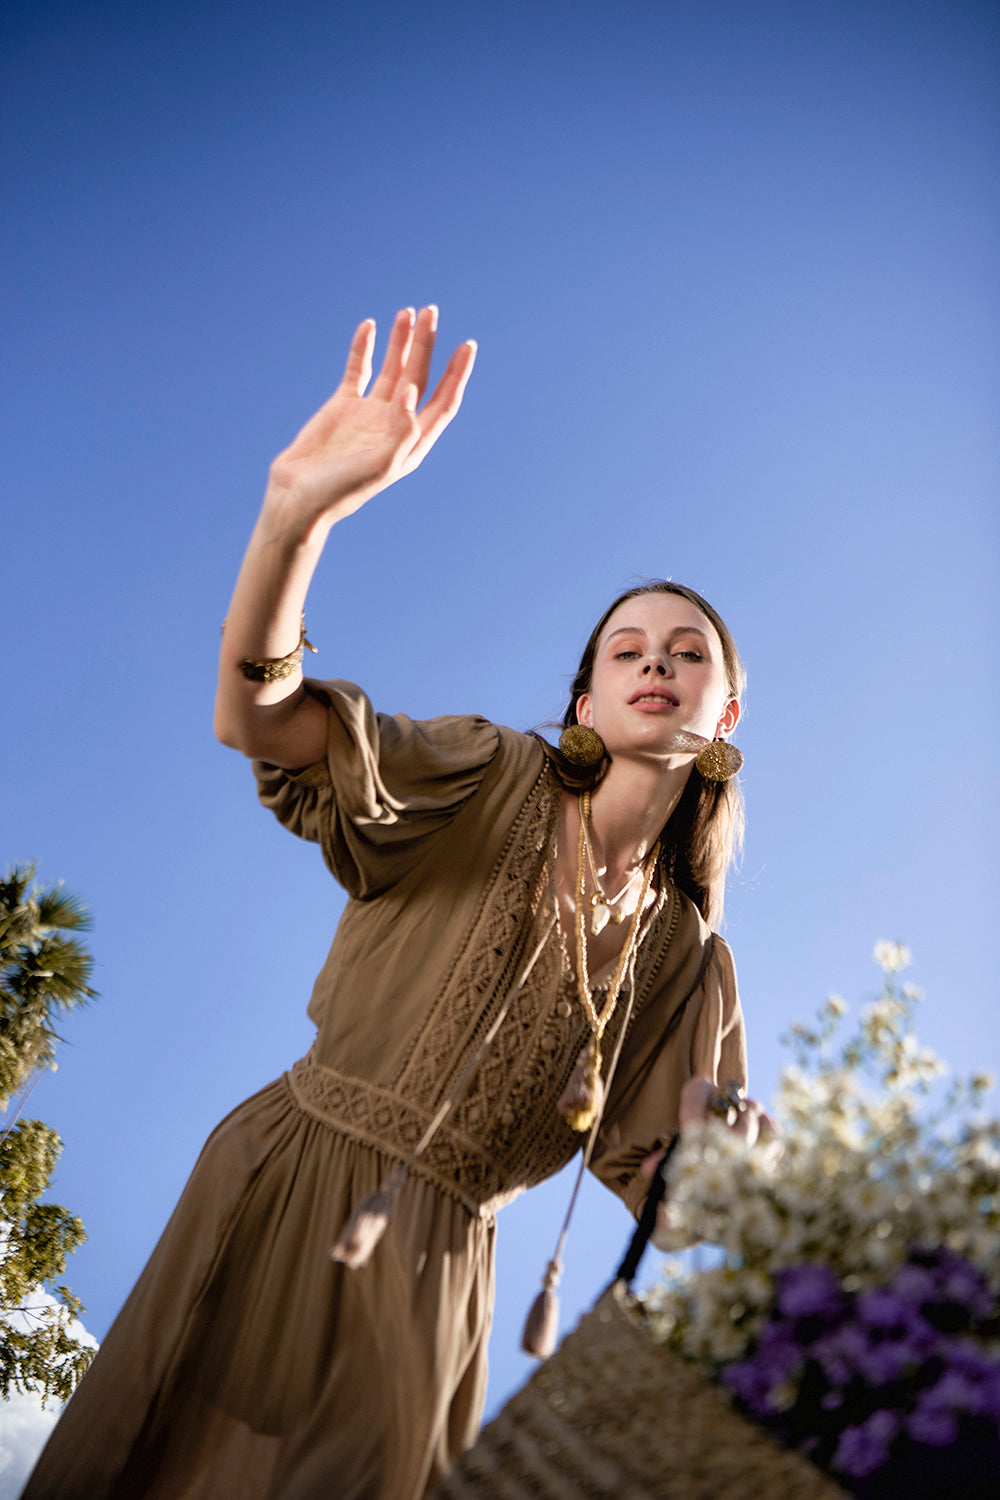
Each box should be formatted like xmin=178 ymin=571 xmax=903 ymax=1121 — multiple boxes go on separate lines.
xmin=212 ymin=307 xmax=476 ymax=769
xmin=213 ymin=485 xmax=333 ymax=766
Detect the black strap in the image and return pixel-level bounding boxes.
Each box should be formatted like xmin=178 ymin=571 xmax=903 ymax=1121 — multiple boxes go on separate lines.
xmin=613 ymin=1132 xmax=680 ymax=1288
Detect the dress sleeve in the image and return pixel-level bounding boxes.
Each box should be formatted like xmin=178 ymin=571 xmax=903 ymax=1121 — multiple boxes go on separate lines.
xmin=588 ymin=933 xmax=748 ymax=1218
xmin=252 ymin=679 xmax=500 ymax=899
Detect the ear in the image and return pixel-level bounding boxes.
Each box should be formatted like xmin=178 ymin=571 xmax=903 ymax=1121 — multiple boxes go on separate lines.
xmin=715 ymin=697 xmax=740 ymax=737
xmin=575 ymin=693 xmax=594 ymax=729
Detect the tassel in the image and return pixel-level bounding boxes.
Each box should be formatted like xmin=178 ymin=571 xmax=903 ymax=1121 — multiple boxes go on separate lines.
xmin=521 ymin=1258 xmax=562 ymax=1358
xmin=557 ymin=1036 xmax=604 ymax=1133
xmin=330 ymin=1165 xmax=406 ymax=1268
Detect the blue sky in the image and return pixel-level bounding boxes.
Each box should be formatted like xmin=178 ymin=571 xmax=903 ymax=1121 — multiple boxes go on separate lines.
xmin=3 ymin=0 xmax=998 ymax=1436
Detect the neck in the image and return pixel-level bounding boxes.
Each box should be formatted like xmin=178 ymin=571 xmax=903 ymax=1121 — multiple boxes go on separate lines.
xmin=587 ymin=754 xmax=691 ymax=871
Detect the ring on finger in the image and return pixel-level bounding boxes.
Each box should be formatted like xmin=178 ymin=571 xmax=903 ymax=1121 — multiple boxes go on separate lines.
xmin=707 ymin=1081 xmax=748 ymax=1129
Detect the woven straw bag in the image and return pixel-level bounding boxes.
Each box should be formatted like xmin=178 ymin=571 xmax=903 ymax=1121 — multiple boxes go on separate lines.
xmin=437 ymin=1141 xmax=846 ymax=1499
xmin=437 ymin=1279 xmax=846 ymax=1499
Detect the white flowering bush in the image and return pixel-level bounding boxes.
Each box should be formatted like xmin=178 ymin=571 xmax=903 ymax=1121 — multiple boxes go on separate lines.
xmin=641 ymin=945 xmax=1000 ymax=1497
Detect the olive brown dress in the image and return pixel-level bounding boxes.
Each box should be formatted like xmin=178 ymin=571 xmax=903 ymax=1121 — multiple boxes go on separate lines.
xmin=24 ymin=681 xmax=747 ymax=1500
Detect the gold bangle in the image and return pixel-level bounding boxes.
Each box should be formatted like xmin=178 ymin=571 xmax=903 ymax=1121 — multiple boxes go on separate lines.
xmin=237 ymin=614 xmax=317 ymax=683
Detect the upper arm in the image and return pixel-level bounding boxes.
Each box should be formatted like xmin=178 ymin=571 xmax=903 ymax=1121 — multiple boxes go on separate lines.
xmin=252 ymin=681 xmax=502 ymax=898
xmin=215 ymin=681 xmax=330 ymax=769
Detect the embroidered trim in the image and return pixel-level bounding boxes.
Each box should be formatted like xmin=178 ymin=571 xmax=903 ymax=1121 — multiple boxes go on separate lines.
xmin=394 ymin=763 xmax=558 ymax=1106
xmin=286 ymin=1055 xmax=526 ymax=1218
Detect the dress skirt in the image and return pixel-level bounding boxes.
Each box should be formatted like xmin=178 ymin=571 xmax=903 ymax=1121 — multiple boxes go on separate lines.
xmin=23 ymin=1077 xmax=496 ymax=1500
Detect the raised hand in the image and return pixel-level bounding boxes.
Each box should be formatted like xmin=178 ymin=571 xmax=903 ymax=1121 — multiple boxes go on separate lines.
xmin=267 ymin=306 xmax=477 ymax=532
xmin=215 ymin=305 xmax=477 ymax=765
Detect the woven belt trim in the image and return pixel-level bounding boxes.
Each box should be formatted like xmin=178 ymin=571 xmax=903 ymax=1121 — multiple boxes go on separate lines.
xmin=285 ymin=1053 xmax=524 ymax=1219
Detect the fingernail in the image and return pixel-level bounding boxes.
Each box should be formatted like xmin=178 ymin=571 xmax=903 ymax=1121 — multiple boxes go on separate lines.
xmin=465 ymin=339 xmax=478 ymax=352
xmin=425 ymin=304 xmax=439 ymax=330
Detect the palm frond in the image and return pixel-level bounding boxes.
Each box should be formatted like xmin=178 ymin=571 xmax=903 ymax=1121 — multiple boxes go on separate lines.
xmin=34 ymin=886 xmax=92 ymax=934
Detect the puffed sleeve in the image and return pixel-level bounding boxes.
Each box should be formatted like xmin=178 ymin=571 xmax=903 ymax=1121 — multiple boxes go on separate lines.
xmin=252 ymin=679 xmax=500 ymax=899
xmin=588 ymin=933 xmax=748 ymax=1218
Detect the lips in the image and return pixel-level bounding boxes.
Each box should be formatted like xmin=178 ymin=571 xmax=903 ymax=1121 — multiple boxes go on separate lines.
xmin=629 ymin=689 xmax=679 ymax=707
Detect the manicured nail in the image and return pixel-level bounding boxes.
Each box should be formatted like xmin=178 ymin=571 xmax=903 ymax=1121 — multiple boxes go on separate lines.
xmin=426 ymin=304 xmax=439 ymax=330
xmin=465 ymin=339 xmax=478 ymax=352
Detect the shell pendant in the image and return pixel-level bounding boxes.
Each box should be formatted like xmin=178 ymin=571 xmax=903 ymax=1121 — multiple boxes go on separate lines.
xmin=590 ymin=894 xmax=625 ymax=937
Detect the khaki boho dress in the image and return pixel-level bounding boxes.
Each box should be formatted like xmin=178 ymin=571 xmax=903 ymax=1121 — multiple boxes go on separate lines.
xmin=24 ymin=681 xmax=747 ymax=1500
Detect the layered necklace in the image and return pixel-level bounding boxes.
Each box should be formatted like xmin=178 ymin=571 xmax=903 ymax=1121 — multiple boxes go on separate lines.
xmin=556 ymin=789 xmax=659 ymax=1133
xmin=580 ymin=797 xmax=647 ymax=934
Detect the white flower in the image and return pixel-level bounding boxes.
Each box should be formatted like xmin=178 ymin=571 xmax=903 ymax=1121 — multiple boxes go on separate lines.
xmin=873 ymin=940 xmax=912 ymax=972
xmin=639 ymin=942 xmax=1000 ymax=1391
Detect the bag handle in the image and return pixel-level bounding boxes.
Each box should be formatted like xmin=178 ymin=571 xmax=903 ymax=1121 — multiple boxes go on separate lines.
xmin=613 ymin=1131 xmax=680 ymax=1288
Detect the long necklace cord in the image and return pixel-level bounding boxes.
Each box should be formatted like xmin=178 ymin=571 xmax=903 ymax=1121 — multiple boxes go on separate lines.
xmin=557 ymin=792 xmax=658 ymax=1134
xmin=522 ymin=944 xmax=643 ymax=1358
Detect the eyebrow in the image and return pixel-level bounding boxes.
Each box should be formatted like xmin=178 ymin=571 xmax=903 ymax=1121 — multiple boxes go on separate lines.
xmin=604 ymin=624 xmax=711 ymax=644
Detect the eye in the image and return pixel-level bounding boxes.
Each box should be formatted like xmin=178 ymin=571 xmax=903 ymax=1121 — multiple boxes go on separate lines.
xmin=614 ymin=649 xmax=641 ymax=660
xmin=676 ymin=649 xmax=703 ymax=662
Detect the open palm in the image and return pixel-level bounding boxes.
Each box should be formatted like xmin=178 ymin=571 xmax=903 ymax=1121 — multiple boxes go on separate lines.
xmin=269 ymin=305 xmax=476 ymax=524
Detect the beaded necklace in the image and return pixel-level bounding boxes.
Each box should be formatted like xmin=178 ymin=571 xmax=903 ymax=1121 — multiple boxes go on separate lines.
xmin=557 ymin=789 xmax=659 ymax=1132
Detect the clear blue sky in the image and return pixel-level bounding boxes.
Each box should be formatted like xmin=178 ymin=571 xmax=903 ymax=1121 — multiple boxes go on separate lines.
xmin=3 ymin=0 xmax=998 ymax=1423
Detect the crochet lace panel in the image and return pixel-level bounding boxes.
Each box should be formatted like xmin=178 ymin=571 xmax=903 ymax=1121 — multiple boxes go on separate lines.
xmin=288 ymin=766 xmax=682 ymax=1215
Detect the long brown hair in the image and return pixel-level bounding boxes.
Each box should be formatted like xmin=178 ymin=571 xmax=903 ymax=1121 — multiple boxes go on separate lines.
xmin=537 ymin=581 xmax=746 ymax=928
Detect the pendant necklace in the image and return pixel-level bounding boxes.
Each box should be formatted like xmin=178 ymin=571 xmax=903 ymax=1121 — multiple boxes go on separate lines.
xmin=557 ymin=790 xmax=659 ymax=1133
xmin=579 ymin=799 xmax=645 ymax=936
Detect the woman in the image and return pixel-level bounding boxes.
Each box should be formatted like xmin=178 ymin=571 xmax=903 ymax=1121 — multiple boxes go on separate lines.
xmin=25 ymin=306 xmax=768 ymax=1500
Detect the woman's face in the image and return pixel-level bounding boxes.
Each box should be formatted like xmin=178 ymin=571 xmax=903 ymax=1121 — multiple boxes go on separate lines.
xmin=575 ymin=592 xmax=739 ymax=761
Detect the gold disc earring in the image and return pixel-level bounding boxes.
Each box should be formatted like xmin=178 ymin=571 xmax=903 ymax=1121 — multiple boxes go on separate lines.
xmin=558 ymin=725 xmax=606 ymax=767
xmin=695 ymin=739 xmax=744 ymax=782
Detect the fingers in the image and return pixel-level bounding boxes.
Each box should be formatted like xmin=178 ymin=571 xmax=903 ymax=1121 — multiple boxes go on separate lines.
xmin=679 ymin=1074 xmax=771 ymax=1147
xmin=399 ymin=338 xmax=477 ymax=473
xmin=401 ymin=303 xmax=439 ymax=402
xmin=641 ymin=1147 xmax=667 ymax=1181
xmin=350 ymin=305 xmax=474 ymax=426
xmin=732 ymin=1105 xmax=760 ymax=1148
xmin=369 ymin=308 xmax=416 ymax=400
xmin=340 ymin=319 xmax=377 ymax=396
xmin=422 ymin=337 xmax=478 ymax=425
xmin=367 ymin=304 xmax=438 ymax=406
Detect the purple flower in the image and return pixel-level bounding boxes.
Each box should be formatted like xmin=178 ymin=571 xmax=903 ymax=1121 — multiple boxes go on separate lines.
xmin=813 ymin=1323 xmax=870 ymax=1386
xmin=722 ymin=1322 xmax=803 ymax=1418
xmin=855 ymin=1332 xmax=925 ymax=1385
xmin=924 ymin=1248 xmax=995 ymax=1317
xmin=930 ymin=1368 xmax=981 ymax=1411
xmin=776 ymin=1263 xmax=844 ymax=1321
xmin=856 ymin=1288 xmax=919 ymax=1332
xmin=755 ymin=1321 xmax=803 ymax=1384
xmin=941 ymin=1340 xmax=1000 ymax=1393
xmin=941 ymin=1263 xmax=994 ymax=1318
xmin=833 ymin=1410 xmax=899 ymax=1478
xmin=921 ymin=1353 xmax=1000 ymax=1425
xmin=891 ymin=1263 xmax=937 ymax=1306
xmin=906 ymin=1402 xmax=960 ymax=1447
xmin=722 ymin=1360 xmax=772 ymax=1419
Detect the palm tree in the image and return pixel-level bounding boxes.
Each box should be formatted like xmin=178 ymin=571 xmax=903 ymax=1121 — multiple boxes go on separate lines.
xmin=0 ymin=864 xmax=97 ymax=1401
xmin=0 ymin=865 xmax=97 ymax=1112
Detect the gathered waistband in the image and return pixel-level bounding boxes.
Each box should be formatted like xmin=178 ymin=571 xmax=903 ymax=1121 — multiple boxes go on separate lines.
xmin=285 ymin=1052 xmax=525 ymax=1220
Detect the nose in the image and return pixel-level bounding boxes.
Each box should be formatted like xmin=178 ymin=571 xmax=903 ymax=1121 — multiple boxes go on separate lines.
xmin=642 ymin=654 xmax=672 ymax=677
